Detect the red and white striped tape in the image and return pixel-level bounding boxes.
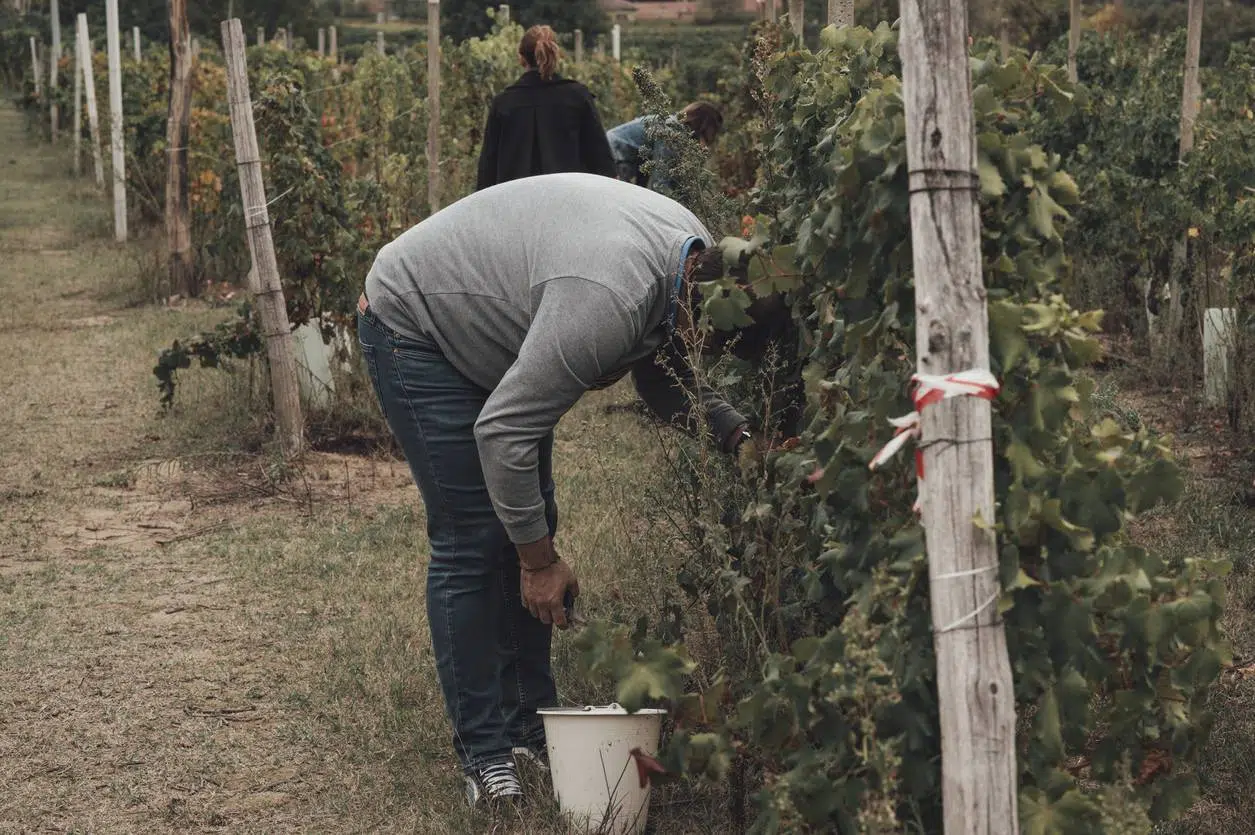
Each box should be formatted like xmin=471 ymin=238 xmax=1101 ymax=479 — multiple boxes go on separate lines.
xmin=868 ymin=369 xmax=1000 ymax=511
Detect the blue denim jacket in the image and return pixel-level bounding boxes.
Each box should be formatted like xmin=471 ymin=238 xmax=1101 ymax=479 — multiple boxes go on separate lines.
xmin=605 ymin=115 xmax=681 ymax=191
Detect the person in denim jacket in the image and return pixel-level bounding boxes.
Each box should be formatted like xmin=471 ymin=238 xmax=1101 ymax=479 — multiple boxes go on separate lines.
xmin=605 ymin=101 xmax=723 ymax=190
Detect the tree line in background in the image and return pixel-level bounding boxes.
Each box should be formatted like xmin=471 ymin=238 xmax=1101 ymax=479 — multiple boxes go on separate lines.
xmin=3 ymin=1 xmax=613 ymax=44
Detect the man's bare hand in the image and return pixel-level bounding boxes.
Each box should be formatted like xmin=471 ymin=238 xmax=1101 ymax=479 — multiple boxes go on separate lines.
xmin=521 ymin=560 xmax=581 ymax=629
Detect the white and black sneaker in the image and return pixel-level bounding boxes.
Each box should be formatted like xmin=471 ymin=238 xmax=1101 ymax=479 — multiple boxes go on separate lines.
xmin=512 ymin=745 xmax=550 ymax=772
xmin=464 ymin=760 xmax=524 ymax=806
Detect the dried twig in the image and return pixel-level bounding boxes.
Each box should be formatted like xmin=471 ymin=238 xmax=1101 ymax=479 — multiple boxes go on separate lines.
xmin=156 ymin=521 xmax=232 ymax=546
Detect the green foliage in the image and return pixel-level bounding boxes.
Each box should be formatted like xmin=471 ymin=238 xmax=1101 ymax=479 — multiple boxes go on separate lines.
xmin=441 ymin=0 xmax=607 ymax=43
xmin=1124 ymin=1 xmax=1255 ymax=68
xmin=1031 ymin=30 xmax=1255 ymax=426
xmin=153 ymin=302 xmax=263 ymax=407
xmin=632 ymin=65 xmax=736 ymax=235
xmin=578 ymin=24 xmax=1228 ymax=833
xmin=624 ymin=23 xmax=749 ymax=103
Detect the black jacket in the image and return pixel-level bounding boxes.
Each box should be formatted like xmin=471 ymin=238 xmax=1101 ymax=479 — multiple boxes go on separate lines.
xmin=476 ymin=72 xmax=616 ymax=191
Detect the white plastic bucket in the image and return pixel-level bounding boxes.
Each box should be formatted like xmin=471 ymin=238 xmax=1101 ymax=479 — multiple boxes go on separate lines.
xmin=538 ymin=704 xmax=666 ymax=835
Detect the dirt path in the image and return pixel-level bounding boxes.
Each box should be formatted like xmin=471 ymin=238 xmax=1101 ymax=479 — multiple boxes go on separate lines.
xmin=0 ymin=103 xmax=425 ymax=833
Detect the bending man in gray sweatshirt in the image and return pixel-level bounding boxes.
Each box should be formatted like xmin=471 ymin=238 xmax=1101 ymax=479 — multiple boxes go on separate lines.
xmin=358 ymin=172 xmax=750 ymax=803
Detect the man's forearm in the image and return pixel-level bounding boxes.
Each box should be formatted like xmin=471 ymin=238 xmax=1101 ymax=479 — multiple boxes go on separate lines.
xmin=517 ymin=536 xmax=558 ymax=571
xmin=633 ymin=343 xmax=749 ymax=453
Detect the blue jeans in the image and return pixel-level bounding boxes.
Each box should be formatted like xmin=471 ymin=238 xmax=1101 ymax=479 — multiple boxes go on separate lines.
xmin=357 ymin=305 xmax=558 ymax=771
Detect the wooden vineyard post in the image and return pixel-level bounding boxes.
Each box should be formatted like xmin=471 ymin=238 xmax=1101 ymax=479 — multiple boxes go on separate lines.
xmin=318 ymin=27 xmax=325 ymax=57
xmin=828 ymin=0 xmax=854 ymax=26
xmin=574 ymin=28 xmax=584 ymax=63
xmin=789 ymin=0 xmax=804 ymax=37
xmin=767 ymin=0 xmax=777 ymax=24
xmin=498 ymin=4 xmax=510 ymax=24
xmin=1067 ymin=0 xmax=1080 ymax=82
xmin=49 ymin=0 xmax=60 ymax=141
xmin=257 ymin=27 xmax=265 ymax=47
xmin=377 ymin=30 xmax=385 ymax=55
xmin=329 ymin=25 xmax=337 ymax=63
xmin=78 ymin=15 xmax=104 ymax=189
xmin=167 ymin=0 xmax=194 ymax=297
xmin=73 ymin=31 xmax=82 ymax=175
xmin=999 ymin=7 xmax=1011 ymax=61
xmin=612 ymin=23 xmax=621 ymax=62
xmin=1166 ymin=0 xmax=1205 ymax=360
xmin=899 ymin=0 xmax=1019 ymax=828
xmin=30 ymin=37 xmax=41 ymax=100
xmin=105 ymin=0 xmax=127 ymax=242
xmin=1180 ymin=0 xmax=1203 ymax=156
xmin=133 ymin=26 xmax=141 ymax=61
xmin=427 ymin=0 xmax=441 ymax=213
xmin=221 ymin=18 xmax=305 ymax=459
xmin=287 ymin=25 xmax=294 ymax=50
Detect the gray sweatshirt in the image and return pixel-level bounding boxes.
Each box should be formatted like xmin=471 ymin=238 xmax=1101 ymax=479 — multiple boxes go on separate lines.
xmin=364 ymin=173 xmax=747 ymax=545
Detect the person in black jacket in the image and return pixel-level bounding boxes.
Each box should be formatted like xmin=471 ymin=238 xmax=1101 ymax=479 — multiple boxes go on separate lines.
xmin=475 ymin=25 xmax=616 ymax=190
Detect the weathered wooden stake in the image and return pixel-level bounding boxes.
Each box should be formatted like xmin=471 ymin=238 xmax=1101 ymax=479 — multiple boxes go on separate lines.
xmin=1165 ymin=0 xmax=1205 ymax=360
xmin=167 ymin=0 xmax=194 ymax=297
xmin=498 ymin=4 xmax=510 ymax=24
xmin=30 ymin=37 xmax=42 ymax=99
xmin=789 ymin=0 xmax=804 ymax=37
xmin=828 ymin=0 xmax=854 ymax=25
xmin=1067 ymin=0 xmax=1080 ymax=82
xmin=105 ymin=0 xmax=127 ymax=242
xmin=574 ymin=28 xmax=584 ymax=62
xmin=286 ymin=24 xmax=294 ymax=50
xmin=377 ymin=30 xmax=385 ymax=55
xmin=427 ymin=0 xmax=441 ymax=212
xmin=1180 ymin=0 xmax=1203 ymax=156
xmin=49 ymin=0 xmax=60 ymax=140
xmin=318 ymin=27 xmax=325 ymax=56
xmin=73 ymin=31 xmax=82 ymax=174
xmin=899 ymin=0 xmax=1019 ymax=828
xmin=257 ymin=26 xmax=265 ymax=47
xmin=611 ymin=23 xmax=621 ymax=62
xmin=77 ymin=15 xmax=104 ymax=188
xmin=133 ymin=26 xmax=141 ymax=61
xmin=1204 ymin=308 xmax=1235 ymax=407
xmin=767 ymin=0 xmax=778 ymax=23
xmin=221 ymin=18 xmax=305 ymax=459
xmin=329 ymin=25 xmax=338 ymax=62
